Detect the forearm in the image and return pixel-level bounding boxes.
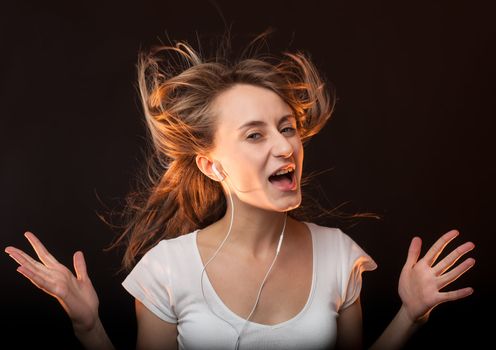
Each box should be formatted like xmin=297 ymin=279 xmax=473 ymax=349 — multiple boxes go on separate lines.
xmin=369 ymin=305 xmax=423 ymax=350
xmin=73 ymin=317 xmax=115 ymax=350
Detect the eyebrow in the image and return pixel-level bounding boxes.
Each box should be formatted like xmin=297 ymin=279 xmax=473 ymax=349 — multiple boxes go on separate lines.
xmin=237 ymin=114 xmax=296 ymax=131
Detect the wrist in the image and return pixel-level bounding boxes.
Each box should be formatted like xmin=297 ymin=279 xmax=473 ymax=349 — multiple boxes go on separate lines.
xmin=73 ymin=317 xmax=114 ymax=350
xmin=72 ymin=314 xmax=100 ymax=336
xmin=399 ymin=304 xmax=429 ymax=327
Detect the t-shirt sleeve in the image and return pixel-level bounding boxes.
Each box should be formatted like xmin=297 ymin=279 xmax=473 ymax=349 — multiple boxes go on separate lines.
xmin=338 ymin=229 xmax=377 ymax=311
xmin=122 ymin=241 xmax=178 ymax=323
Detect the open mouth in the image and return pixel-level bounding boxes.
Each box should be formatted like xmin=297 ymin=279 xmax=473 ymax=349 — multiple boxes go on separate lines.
xmin=268 ymin=167 xmax=296 ymax=191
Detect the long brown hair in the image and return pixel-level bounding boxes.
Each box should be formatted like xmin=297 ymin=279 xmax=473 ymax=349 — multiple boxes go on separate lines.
xmin=106 ymin=34 xmax=379 ymax=271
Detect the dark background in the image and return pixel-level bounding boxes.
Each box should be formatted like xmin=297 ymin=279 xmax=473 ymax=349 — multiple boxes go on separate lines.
xmin=2 ymin=0 xmax=494 ymax=348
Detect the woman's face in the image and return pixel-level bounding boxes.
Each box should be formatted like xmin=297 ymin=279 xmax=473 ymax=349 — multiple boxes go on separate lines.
xmin=209 ymin=84 xmax=304 ymax=212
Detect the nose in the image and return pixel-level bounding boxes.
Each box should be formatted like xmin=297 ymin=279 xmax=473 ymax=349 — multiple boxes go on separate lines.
xmin=271 ymin=132 xmax=294 ymax=158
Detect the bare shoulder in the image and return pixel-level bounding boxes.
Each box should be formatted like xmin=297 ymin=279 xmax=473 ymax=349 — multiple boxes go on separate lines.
xmin=135 ymin=299 xmax=178 ymax=350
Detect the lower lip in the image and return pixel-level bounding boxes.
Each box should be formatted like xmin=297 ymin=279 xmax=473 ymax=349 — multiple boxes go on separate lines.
xmin=269 ymin=172 xmax=297 ymax=192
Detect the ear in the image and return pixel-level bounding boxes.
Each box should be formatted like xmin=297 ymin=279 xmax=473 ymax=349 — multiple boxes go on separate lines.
xmin=195 ymin=154 xmax=219 ymax=181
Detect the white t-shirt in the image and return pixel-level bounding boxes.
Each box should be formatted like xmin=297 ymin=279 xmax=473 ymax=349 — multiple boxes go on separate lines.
xmin=122 ymin=221 xmax=377 ymax=350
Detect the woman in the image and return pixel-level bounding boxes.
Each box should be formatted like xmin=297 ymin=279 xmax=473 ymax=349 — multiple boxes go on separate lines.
xmin=5 ymin=38 xmax=475 ymax=349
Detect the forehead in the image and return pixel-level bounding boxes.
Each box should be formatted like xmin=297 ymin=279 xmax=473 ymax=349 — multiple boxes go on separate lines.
xmin=212 ymin=84 xmax=293 ymax=129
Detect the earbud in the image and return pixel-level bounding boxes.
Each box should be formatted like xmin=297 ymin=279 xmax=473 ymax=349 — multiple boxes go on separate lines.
xmin=212 ymin=162 xmax=225 ymax=181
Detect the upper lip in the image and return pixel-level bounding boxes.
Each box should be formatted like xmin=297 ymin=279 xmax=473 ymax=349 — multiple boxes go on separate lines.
xmin=269 ymin=163 xmax=296 ymax=177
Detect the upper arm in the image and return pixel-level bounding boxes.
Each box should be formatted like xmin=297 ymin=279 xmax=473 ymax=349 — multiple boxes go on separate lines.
xmin=135 ymin=299 xmax=178 ymax=350
xmin=336 ymin=298 xmax=363 ymax=350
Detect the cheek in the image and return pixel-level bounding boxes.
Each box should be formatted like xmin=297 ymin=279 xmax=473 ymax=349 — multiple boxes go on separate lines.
xmin=294 ymin=139 xmax=304 ymax=162
xmin=223 ymin=147 xmax=265 ymax=182
xmin=240 ymin=153 xmax=266 ymax=180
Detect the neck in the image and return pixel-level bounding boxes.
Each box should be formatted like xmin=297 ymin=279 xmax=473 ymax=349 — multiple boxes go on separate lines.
xmin=215 ymin=195 xmax=289 ymax=260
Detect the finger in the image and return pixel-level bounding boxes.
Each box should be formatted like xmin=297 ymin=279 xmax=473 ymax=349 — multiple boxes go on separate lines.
xmin=438 ymin=287 xmax=474 ymax=303
xmin=438 ymin=258 xmax=476 ymax=290
xmin=432 ymin=241 xmax=475 ymax=276
xmin=5 ymin=246 xmax=24 ymax=256
xmin=24 ymin=232 xmax=59 ymax=266
xmin=73 ymin=251 xmax=89 ymax=281
xmin=6 ymin=247 xmax=46 ymax=271
xmin=7 ymin=249 xmax=56 ymax=284
xmin=16 ymin=265 xmax=60 ymax=297
xmin=404 ymin=237 xmax=422 ymax=268
xmin=9 ymin=248 xmax=58 ymax=286
xmin=422 ymin=229 xmax=459 ymax=266
xmin=5 ymin=246 xmax=23 ymax=261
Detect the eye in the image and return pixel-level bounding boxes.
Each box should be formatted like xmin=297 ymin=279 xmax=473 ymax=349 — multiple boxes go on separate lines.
xmin=281 ymin=126 xmax=296 ymax=135
xmin=247 ymin=132 xmax=262 ymax=140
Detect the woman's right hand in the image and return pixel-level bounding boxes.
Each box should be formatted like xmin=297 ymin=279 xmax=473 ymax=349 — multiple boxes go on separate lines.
xmin=5 ymin=232 xmax=100 ymax=334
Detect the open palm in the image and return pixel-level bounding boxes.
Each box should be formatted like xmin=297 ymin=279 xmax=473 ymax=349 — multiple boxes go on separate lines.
xmin=5 ymin=232 xmax=99 ymax=333
xmin=398 ymin=229 xmax=475 ymax=323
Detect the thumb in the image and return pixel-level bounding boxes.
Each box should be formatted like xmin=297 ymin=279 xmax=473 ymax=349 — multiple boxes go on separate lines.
xmin=404 ymin=237 xmax=422 ymax=268
xmin=73 ymin=251 xmax=89 ymax=281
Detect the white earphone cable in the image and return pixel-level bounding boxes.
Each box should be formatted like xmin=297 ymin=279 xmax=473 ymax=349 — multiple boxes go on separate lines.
xmin=199 ymin=172 xmax=287 ymax=350
xmin=200 ymin=181 xmax=238 ymax=335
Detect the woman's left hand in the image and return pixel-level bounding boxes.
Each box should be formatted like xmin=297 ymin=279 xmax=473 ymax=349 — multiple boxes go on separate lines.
xmin=398 ymin=229 xmax=475 ymax=323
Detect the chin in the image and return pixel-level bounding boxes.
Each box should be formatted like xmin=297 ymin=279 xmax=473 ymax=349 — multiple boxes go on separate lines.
xmin=285 ymin=201 xmax=301 ymax=212
xmin=278 ymin=194 xmax=302 ymax=212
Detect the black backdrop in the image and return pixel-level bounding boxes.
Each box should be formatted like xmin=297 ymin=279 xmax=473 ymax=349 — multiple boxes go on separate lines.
xmin=2 ymin=0 xmax=494 ymax=348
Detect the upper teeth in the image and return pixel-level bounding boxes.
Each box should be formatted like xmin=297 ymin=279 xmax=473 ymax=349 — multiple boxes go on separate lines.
xmin=274 ymin=168 xmax=294 ymax=176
